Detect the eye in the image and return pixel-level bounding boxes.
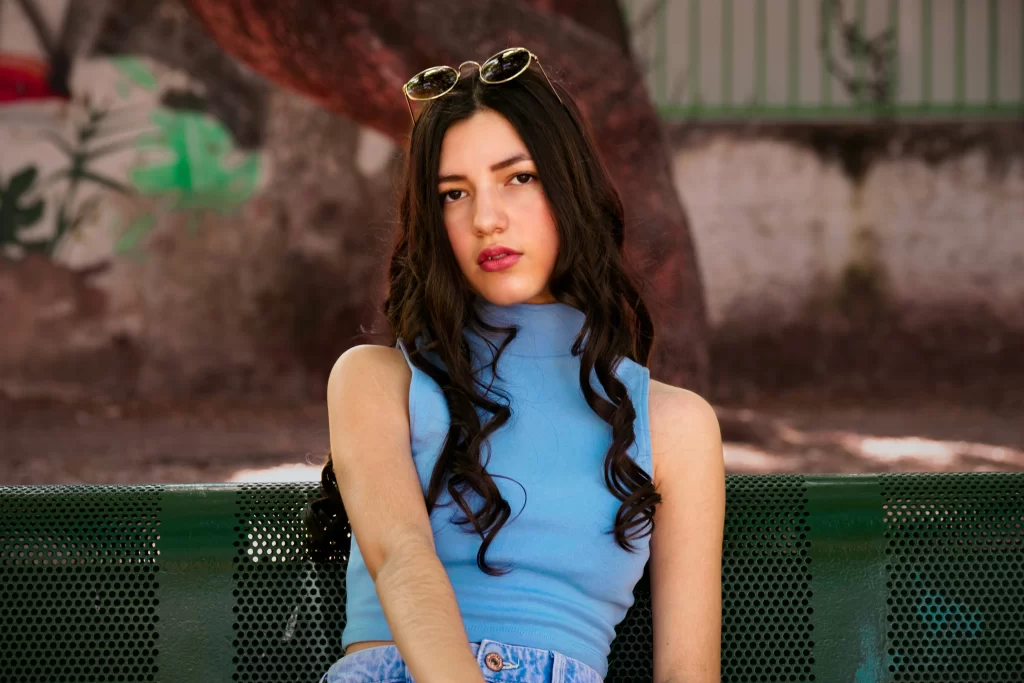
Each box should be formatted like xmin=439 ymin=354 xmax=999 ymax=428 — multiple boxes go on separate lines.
xmin=440 ymin=189 xmax=465 ymax=204
xmin=511 ymin=172 xmax=537 ymax=185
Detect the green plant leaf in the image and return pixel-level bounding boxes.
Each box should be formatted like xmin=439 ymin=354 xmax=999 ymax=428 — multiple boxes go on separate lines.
xmin=9 ymin=167 xmax=39 ymax=196
xmin=37 ymin=130 xmax=75 ymax=158
xmin=20 ymin=199 xmax=44 ymax=226
xmin=78 ymin=170 xmax=133 ymax=195
xmin=110 ymin=56 xmax=159 ymax=91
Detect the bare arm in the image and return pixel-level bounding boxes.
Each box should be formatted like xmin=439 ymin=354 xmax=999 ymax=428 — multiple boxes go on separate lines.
xmin=649 ymin=389 xmax=725 ymax=683
xmin=328 ymin=345 xmax=485 ymax=683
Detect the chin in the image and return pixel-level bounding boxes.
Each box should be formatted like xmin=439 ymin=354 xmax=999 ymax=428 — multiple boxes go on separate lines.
xmin=477 ymin=292 xmax=525 ymax=306
xmin=474 ymin=287 xmax=552 ymax=306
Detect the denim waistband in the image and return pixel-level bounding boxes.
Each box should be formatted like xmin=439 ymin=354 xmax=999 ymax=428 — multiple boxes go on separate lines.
xmin=322 ymin=638 xmax=604 ymax=682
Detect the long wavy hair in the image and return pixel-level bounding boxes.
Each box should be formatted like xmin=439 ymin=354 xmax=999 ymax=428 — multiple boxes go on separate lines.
xmin=303 ymin=60 xmax=660 ymax=576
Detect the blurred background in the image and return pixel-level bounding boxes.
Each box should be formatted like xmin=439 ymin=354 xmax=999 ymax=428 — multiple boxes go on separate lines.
xmin=0 ymin=0 xmax=1021 ymax=484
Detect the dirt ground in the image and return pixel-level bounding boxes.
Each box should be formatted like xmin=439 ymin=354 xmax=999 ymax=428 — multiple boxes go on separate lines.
xmin=1 ymin=390 xmax=1021 ymax=486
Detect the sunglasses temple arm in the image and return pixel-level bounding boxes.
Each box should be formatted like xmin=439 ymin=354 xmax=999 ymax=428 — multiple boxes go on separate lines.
xmin=404 ymin=92 xmax=416 ymax=125
xmin=534 ymin=59 xmax=564 ymax=107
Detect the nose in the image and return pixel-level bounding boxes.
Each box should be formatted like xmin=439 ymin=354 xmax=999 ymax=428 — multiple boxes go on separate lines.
xmin=472 ymin=187 xmax=508 ymax=236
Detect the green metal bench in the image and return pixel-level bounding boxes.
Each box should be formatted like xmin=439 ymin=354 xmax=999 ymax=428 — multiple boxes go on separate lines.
xmin=1 ymin=473 xmax=1021 ymax=682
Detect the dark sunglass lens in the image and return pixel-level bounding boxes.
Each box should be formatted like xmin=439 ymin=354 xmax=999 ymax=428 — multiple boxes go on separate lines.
xmin=406 ymin=67 xmax=458 ymax=99
xmin=480 ymin=49 xmax=530 ymax=82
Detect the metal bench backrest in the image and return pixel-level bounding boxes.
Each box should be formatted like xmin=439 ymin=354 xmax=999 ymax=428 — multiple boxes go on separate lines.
xmin=1 ymin=473 xmax=1021 ymax=682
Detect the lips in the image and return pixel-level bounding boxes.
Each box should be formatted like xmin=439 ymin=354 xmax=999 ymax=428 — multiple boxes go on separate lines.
xmin=478 ymin=253 xmax=521 ymax=272
xmin=477 ymin=245 xmax=522 ymax=264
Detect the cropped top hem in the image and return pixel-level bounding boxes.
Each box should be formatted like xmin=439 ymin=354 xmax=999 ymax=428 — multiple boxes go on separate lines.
xmin=341 ymin=624 xmax=609 ymax=676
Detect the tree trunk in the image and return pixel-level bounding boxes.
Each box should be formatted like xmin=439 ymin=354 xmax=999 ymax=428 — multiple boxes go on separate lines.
xmin=183 ymin=0 xmax=710 ymax=392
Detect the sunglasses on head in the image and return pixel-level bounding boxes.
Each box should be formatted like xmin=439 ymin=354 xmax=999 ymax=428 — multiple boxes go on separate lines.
xmin=402 ymin=47 xmax=564 ymax=124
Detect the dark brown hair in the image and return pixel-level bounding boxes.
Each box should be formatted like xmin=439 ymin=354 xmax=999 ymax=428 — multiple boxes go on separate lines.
xmin=303 ymin=62 xmax=660 ymax=575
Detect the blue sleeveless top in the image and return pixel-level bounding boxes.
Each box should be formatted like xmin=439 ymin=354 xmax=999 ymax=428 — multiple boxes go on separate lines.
xmin=341 ymin=299 xmax=653 ymax=677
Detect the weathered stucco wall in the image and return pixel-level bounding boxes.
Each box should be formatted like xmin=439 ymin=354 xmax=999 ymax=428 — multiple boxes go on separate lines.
xmin=672 ymin=123 xmax=1024 ymax=330
xmin=670 ymin=122 xmax=1024 ymax=402
xmin=0 ymin=64 xmax=400 ymax=397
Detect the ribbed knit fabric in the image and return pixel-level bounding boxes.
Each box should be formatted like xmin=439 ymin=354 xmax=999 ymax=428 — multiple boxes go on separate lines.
xmin=341 ymin=297 xmax=653 ymax=677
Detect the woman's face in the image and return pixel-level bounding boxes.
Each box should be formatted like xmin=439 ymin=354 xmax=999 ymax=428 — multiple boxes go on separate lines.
xmin=437 ymin=108 xmax=559 ymax=306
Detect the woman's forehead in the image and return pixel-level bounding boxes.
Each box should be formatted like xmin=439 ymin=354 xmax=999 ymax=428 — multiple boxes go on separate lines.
xmin=438 ymin=110 xmax=530 ymax=174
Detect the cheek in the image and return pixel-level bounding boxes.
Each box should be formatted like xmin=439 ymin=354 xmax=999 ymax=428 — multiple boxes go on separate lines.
xmin=531 ymin=200 xmax=559 ymax=258
xmin=444 ymin=220 xmax=475 ymax=264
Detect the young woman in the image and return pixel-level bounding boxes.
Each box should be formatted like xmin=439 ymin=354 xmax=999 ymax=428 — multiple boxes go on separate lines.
xmin=306 ymin=48 xmax=725 ymax=683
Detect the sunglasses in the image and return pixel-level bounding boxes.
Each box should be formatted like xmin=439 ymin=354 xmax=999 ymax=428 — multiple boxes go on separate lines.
xmin=402 ymin=47 xmax=564 ymax=124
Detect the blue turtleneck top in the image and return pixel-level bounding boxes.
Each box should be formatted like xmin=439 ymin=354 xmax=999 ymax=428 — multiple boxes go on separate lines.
xmin=340 ymin=298 xmax=653 ymax=677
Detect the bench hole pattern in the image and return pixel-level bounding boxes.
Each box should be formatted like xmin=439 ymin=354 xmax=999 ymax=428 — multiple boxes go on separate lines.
xmin=231 ymin=483 xmax=347 ymax=682
xmin=0 ymin=484 xmax=163 ymax=682
xmin=881 ymin=473 xmax=1023 ymax=681
xmin=719 ymin=474 xmax=814 ymax=683
xmin=6 ymin=476 xmax=1015 ymax=681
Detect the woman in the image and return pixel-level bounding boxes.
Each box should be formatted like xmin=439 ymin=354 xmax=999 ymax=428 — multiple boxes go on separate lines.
xmin=305 ymin=47 xmax=725 ymax=683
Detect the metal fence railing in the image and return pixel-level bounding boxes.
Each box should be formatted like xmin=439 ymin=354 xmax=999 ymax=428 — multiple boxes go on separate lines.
xmin=623 ymin=0 xmax=1024 ymax=120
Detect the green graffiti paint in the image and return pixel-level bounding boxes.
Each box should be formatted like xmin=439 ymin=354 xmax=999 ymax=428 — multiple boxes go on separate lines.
xmin=106 ymin=57 xmax=263 ymax=256
xmin=129 ymin=108 xmax=261 ymax=211
xmin=110 ymin=56 xmax=159 ymax=91
xmin=114 ymin=214 xmax=157 ymax=255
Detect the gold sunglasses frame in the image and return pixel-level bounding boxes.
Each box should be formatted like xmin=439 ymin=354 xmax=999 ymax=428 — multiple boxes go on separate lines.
xmin=402 ymin=47 xmax=564 ymax=124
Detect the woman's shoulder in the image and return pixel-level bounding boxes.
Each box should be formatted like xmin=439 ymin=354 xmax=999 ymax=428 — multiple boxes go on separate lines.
xmin=331 ymin=343 xmax=410 ymax=376
xmin=327 ymin=344 xmax=412 ymax=407
xmin=647 ymin=378 xmax=717 ymax=428
xmin=646 ymin=378 xmax=721 ymax=484
xmin=648 ymin=377 xmax=680 ymax=398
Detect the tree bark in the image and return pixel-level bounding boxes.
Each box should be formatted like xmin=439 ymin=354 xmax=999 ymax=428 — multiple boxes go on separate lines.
xmin=183 ymin=0 xmax=709 ymax=392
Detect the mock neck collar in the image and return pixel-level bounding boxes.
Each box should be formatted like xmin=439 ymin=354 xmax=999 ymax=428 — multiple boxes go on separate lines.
xmin=465 ymin=296 xmax=587 ymax=359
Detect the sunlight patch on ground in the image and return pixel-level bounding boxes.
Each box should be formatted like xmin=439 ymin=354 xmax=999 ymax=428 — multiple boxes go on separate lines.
xmin=723 ymin=443 xmax=777 ymax=471
xmin=227 ymin=463 xmax=323 ymax=482
xmin=224 ymin=435 xmax=1023 ymax=482
xmin=722 ymin=433 xmax=1024 ymax=473
xmin=849 ymin=435 xmax=1023 ymax=468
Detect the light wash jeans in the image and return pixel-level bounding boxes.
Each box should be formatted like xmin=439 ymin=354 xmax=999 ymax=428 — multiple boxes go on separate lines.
xmin=319 ymin=638 xmax=605 ymax=683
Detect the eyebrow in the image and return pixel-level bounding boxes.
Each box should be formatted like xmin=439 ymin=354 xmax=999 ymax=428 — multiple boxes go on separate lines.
xmin=438 ymin=153 xmax=533 ymax=183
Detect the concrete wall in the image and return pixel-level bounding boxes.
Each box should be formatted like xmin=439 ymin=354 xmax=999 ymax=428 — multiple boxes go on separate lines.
xmin=670 ymin=122 xmax=1024 ymax=401
xmin=672 ymin=123 xmax=1024 ymax=329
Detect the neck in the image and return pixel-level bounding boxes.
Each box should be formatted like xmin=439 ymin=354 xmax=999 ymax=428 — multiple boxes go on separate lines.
xmin=466 ymin=296 xmax=586 ymax=359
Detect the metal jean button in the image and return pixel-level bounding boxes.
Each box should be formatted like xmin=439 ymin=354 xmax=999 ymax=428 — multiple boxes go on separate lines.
xmin=484 ymin=652 xmax=504 ymax=672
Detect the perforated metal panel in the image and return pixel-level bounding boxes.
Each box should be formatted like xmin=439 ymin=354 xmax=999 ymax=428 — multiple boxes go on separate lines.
xmin=1 ymin=475 xmax=1021 ymax=683
xmin=0 ymin=485 xmax=163 ymax=682
xmin=720 ymin=475 xmax=814 ymax=683
xmin=231 ymin=483 xmax=346 ymax=682
xmin=879 ymin=473 xmax=1023 ymax=681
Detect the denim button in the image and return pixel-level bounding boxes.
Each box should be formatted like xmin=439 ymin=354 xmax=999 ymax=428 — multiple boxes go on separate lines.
xmin=484 ymin=652 xmax=504 ymax=671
